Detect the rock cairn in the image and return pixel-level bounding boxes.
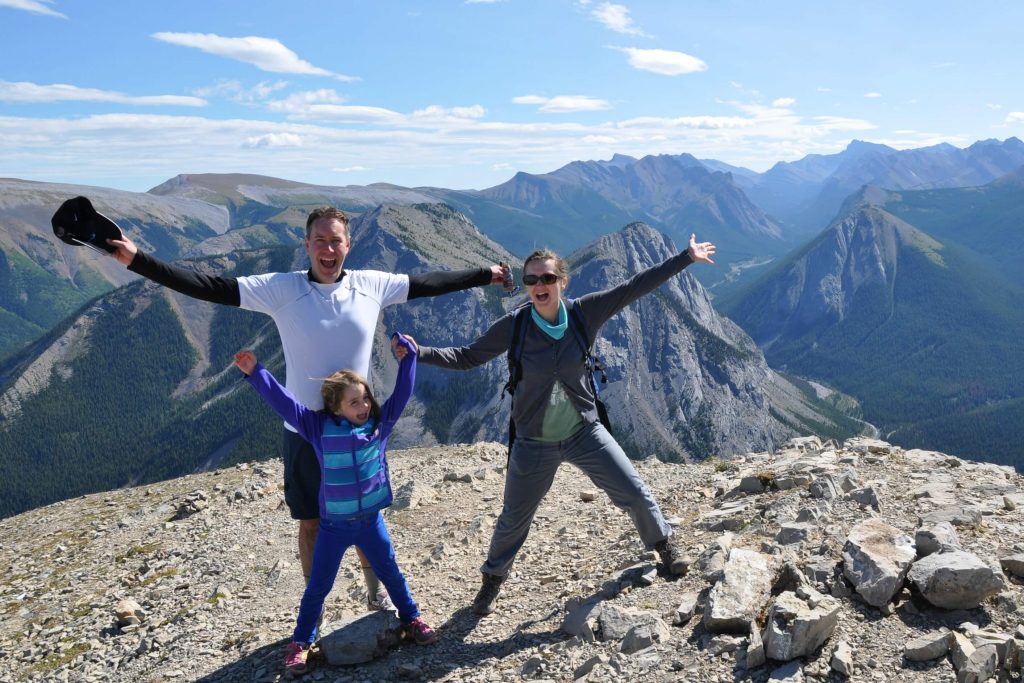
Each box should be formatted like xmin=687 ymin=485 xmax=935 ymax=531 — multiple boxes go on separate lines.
xmin=2 ymin=437 xmax=1024 ymax=682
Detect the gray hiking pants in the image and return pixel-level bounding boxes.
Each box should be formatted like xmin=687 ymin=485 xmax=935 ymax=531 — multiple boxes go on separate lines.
xmin=482 ymin=421 xmax=672 ymax=577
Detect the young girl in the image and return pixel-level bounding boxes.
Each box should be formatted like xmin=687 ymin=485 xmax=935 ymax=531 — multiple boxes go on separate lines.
xmin=234 ymin=333 xmax=438 ymax=676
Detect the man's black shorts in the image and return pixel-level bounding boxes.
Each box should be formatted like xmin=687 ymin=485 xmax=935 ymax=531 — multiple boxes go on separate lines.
xmin=281 ymin=428 xmax=321 ymax=520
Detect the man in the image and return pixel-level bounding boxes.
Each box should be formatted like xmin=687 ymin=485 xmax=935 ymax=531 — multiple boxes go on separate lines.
xmin=108 ymin=205 xmax=510 ymax=610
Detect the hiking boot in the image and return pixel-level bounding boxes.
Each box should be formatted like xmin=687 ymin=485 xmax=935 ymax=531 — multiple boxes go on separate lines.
xmin=368 ymin=591 xmax=394 ymax=612
xmin=655 ymin=537 xmax=690 ymax=576
xmin=472 ymin=572 xmax=505 ymax=615
xmin=283 ymin=642 xmax=309 ymax=676
xmin=402 ymin=617 xmax=440 ymax=645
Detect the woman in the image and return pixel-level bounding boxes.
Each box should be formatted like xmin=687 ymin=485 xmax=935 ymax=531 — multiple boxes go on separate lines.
xmin=410 ymin=233 xmax=716 ymax=615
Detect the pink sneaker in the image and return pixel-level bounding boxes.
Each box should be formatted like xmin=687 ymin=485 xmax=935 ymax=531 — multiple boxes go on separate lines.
xmin=402 ymin=617 xmax=439 ymax=645
xmin=283 ymin=641 xmax=308 ymax=676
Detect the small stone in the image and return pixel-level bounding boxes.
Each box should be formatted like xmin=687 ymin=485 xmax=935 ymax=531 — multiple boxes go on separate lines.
xmin=830 ymin=640 xmax=854 ymax=675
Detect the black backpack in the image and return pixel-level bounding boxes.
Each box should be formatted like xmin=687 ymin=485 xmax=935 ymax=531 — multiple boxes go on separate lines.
xmin=502 ymin=300 xmax=613 ymax=454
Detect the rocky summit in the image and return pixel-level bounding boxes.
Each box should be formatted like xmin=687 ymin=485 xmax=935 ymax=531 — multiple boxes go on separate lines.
xmin=3 ymin=436 xmax=1024 ymax=682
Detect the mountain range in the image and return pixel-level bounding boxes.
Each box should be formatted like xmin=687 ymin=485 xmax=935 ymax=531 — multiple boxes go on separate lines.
xmin=0 ymin=201 xmax=853 ymax=518
xmin=734 ymin=137 xmax=1024 ymax=237
xmin=4 ymin=136 xmax=1023 ymax=363
xmin=2 ymin=135 xmax=1022 ymax=516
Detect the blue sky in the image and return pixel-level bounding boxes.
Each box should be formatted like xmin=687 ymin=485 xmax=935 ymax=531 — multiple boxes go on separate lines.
xmin=2 ymin=0 xmax=1022 ymax=192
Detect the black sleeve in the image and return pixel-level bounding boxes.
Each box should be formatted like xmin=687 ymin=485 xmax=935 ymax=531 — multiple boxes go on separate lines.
xmin=128 ymin=250 xmax=241 ymax=307
xmin=407 ymin=267 xmax=491 ymax=300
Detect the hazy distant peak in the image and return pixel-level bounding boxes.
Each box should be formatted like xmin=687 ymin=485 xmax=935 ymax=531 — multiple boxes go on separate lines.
xmin=844 ymin=140 xmax=896 ymax=155
xmin=149 ymin=173 xmax=307 ymax=196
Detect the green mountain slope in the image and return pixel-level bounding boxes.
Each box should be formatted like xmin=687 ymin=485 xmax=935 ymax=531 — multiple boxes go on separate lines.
xmin=0 ymin=248 xmax=295 ymax=519
xmin=724 ymin=204 xmax=1024 ymax=464
xmin=864 ymin=170 xmax=1024 ymax=287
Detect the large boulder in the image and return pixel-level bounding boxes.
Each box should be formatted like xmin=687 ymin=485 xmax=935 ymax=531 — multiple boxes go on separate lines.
xmin=842 ymin=518 xmax=915 ymax=607
xmin=908 ymin=551 xmax=1006 ymax=609
xmin=763 ymin=590 xmax=841 ymax=661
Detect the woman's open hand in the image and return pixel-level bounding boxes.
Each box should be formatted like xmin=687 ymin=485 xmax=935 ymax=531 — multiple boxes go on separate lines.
xmin=688 ymin=234 xmax=716 ymax=265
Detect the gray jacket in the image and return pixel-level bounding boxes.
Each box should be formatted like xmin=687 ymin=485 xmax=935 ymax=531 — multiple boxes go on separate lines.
xmin=418 ymin=250 xmax=694 ymax=440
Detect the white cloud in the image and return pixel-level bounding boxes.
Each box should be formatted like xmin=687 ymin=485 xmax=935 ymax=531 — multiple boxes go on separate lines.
xmin=412 ymin=104 xmax=487 ymax=120
xmin=613 ymin=47 xmax=707 ymax=76
xmin=243 ymin=132 xmax=304 ymax=148
xmin=267 ymin=89 xmax=347 ymax=112
xmin=151 ymin=32 xmax=358 ymax=81
xmin=195 ymin=80 xmax=289 ymax=104
xmin=864 ymin=92 xmax=882 ymax=98
xmin=1007 ymin=112 xmax=1024 ymax=123
xmin=730 ymin=81 xmax=743 ymax=89
xmin=592 ymin=3 xmax=649 ymax=37
xmin=289 ymin=104 xmax=405 ymax=123
xmin=465 ymin=0 xmax=501 ymax=3
xmin=0 ymin=0 xmax=65 ymax=18
xmin=0 ymin=80 xmax=206 ymax=106
xmin=333 ymin=165 xmax=367 ymax=172
xmin=986 ymin=103 xmax=1002 ymax=110
xmin=618 ymin=114 xmax=754 ymax=130
xmin=512 ymin=95 xmax=548 ymax=105
xmin=772 ymin=97 xmax=795 ymax=108
xmin=514 ymin=95 xmax=611 ymax=113
xmin=0 ymin=96 xmax=886 ymax=191
xmin=817 ymin=87 xmax=832 ymax=93
xmin=809 ymin=116 xmax=877 ymax=132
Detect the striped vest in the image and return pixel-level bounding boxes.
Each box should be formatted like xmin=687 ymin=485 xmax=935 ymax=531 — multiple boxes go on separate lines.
xmin=320 ymin=418 xmax=393 ymax=520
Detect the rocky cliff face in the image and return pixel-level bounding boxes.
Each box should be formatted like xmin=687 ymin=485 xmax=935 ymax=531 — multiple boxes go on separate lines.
xmin=3 ymin=435 xmax=1023 ymax=682
xmin=562 ymin=222 xmax=848 ymax=460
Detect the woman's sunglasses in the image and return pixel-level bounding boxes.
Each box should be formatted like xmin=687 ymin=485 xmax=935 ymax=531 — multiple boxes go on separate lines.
xmin=522 ymin=273 xmax=560 ymax=286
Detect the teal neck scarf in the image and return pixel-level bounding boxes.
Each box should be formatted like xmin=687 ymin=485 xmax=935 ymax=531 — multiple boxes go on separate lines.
xmin=531 ymin=300 xmax=568 ymax=340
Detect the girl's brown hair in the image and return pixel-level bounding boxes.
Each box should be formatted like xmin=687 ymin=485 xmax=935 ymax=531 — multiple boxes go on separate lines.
xmin=321 ymin=370 xmax=380 ymax=422
xmin=523 ymin=248 xmax=569 ymax=279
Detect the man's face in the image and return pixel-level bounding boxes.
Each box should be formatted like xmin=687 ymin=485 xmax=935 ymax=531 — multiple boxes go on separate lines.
xmin=305 ymin=218 xmax=350 ymax=284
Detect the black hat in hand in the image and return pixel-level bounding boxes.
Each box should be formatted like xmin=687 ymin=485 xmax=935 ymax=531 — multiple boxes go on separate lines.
xmin=51 ymin=196 xmax=123 ymax=254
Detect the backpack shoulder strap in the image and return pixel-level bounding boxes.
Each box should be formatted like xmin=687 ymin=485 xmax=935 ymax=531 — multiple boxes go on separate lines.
xmin=566 ymin=299 xmax=592 ymax=351
xmin=503 ymin=304 xmax=532 ymax=397
xmin=566 ymin=299 xmax=608 ymax=391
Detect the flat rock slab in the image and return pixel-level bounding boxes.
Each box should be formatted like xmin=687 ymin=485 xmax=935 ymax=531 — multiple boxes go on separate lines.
xmin=705 ymin=548 xmax=778 ymax=633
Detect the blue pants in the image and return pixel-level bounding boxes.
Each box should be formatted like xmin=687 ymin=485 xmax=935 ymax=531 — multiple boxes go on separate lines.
xmin=483 ymin=421 xmax=671 ymax=577
xmin=293 ymin=512 xmax=419 ymax=645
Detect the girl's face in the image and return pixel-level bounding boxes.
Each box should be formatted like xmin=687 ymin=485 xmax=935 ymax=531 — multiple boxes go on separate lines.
xmin=525 ymin=258 xmax=566 ymax=321
xmin=336 ymin=383 xmax=372 ymax=425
